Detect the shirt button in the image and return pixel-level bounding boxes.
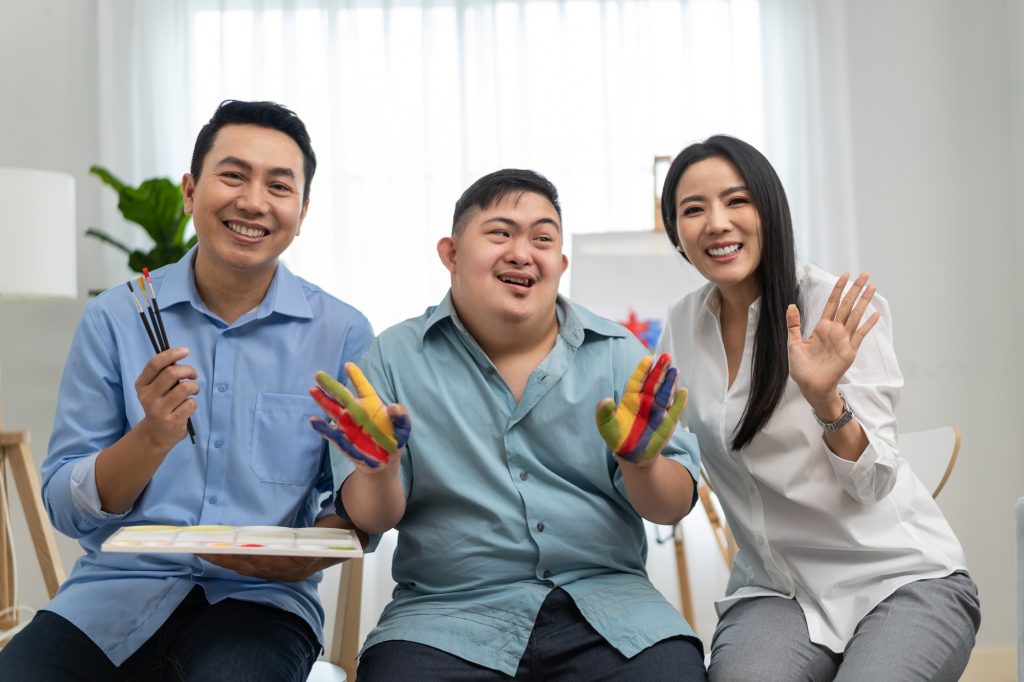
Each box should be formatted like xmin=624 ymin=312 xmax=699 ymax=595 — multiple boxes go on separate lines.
xmin=214 ymin=439 xmax=224 ymax=448
xmin=536 ymin=522 xmax=545 ymax=532
xmin=217 ymin=383 xmax=227 ymax=392
xmin=519 ymin=471 xmax=529 ymax=481
xmin=542 ymin=570 xmax=551 ymax=579
xmin=208 ymin=496 xmax=217 ymax=504
xmin=757 ymin=535 xmax=766 ymax=546
xmin=485 ymin=367 xmax=495 ymax=375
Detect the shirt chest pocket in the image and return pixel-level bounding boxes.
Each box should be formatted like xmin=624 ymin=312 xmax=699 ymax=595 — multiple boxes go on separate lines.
xmin=250 ymin=392 xmax=324 ymax=486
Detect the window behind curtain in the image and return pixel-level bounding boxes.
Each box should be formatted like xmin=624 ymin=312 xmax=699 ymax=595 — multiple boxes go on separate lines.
xmin=179 ymin=0 xmax=762 ymax=331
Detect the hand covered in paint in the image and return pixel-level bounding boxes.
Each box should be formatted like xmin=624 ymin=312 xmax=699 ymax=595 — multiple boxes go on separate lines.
xmin=309 ymin=363 xmax=411 ymax=471
xmin=595 ymin=353 xmax=688 ymax=465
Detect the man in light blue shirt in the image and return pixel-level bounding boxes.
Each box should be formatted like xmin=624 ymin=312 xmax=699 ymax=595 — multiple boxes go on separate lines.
xmin=315 ymin=169 xmax=707 ymax=679
xmin=0 ymin=101 xmax=372 ymax=681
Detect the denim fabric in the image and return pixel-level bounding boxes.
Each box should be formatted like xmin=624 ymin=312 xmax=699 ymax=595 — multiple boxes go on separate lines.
xmin=0 ymin=587 xmax=320 ymax=681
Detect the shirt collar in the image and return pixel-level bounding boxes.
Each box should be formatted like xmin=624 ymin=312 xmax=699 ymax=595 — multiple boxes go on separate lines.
xmin=422 ymin=290 xmax=628 ymax=348
xmin=152 ymin=245 xmax=313 ymax=322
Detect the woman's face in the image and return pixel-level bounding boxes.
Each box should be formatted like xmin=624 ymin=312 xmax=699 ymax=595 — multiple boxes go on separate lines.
xmin=673 ymin=156 xmax=763 ymax=302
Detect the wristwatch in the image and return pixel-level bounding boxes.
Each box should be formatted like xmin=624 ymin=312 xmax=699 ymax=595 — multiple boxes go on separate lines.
xmin=813 ymin=392 xmax=854 ymax=432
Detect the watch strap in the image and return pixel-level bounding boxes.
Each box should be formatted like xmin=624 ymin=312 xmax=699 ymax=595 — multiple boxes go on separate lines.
xmin=813 ymin=393 xmax=854 ymax=432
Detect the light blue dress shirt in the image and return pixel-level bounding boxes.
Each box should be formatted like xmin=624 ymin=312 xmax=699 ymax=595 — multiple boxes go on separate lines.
xmin=40 ymin=247 xmax=373 ymax=665
xmin=335 ymin=293 xmax=701 ymax=675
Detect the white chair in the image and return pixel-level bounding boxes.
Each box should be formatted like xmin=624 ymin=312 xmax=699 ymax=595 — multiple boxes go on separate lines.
xmin=897 ymin=425 xmax=961 ymax=498
xmin=309 ymin=558 xmax=364 ymax=682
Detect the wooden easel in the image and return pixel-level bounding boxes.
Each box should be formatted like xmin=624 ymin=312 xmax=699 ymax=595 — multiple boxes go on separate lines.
xmin=0 ymin=427 xmax=65 ymax=632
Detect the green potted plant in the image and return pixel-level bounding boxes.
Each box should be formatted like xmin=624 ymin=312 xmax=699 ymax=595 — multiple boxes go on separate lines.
xmin=86 ymin=165 xmax=196 ymax=277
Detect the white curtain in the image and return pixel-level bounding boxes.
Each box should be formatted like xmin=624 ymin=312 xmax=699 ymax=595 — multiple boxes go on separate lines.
xmin=97 ymin=0 xmax=771 ymax=333
xmin=759 ymin=0 xmax=859 ymax=273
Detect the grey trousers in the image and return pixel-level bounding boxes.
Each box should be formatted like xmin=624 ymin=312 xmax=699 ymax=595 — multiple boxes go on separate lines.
xmin=708 ymin=571 xmax=981 ymax=682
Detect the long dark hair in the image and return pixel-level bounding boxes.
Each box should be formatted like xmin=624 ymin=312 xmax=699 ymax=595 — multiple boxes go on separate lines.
xmin=660 ymin=135 xmax=799 ymax=450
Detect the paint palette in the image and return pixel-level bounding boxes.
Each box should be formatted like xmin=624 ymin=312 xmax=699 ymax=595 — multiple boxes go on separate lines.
xmin=101 ymin=525 xmax=363 ymax=558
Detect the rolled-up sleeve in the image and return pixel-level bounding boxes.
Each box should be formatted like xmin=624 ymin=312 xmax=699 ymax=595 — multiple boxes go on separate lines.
xmin=823 ymin=295 xmax=903 ymax=504
xmin=42 ymin=304 xmax=131 ymax=537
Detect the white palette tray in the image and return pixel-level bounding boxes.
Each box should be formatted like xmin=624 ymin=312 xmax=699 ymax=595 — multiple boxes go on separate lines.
xmin=102 ymin=525 xmax=363 ymax=558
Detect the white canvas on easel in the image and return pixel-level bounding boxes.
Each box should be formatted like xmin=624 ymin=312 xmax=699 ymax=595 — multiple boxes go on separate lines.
xmin=569 ymin=229 xmax=726 ymax=648
xmin=568 ymin=230 xmax=707 ymax=326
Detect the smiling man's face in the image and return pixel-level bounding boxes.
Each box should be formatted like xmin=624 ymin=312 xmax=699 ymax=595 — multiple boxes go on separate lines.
xmin=437 ymin=190 xmax=568 ymax=332
xmin=183 ymin=123 xmax=308 ymax=281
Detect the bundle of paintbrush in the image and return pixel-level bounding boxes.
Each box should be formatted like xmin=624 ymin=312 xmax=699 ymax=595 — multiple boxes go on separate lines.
xmin=127 ymin=268 xmax=197 ymax=444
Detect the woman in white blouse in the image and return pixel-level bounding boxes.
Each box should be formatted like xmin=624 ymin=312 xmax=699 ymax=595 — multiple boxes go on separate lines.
xmin=655 ymin=135 xmax=980 ymax=681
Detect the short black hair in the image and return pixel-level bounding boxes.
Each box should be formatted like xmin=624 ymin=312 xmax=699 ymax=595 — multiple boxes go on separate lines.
xmin=452 ymin=169 xmax=561 ymax=235
xmin=661 ymin=135 xmax=800 ymax=450
xmin=190 ymin=100 xmax=317 ymax=201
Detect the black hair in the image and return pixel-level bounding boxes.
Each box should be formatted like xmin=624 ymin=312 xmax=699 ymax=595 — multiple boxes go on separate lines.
xmin=661 ymin=135 xmax=800 ymax=450
xmin=190 ymin=100 xmax=317 ymax=201
xmin=452 ymin=169 xmax=561 ymax=234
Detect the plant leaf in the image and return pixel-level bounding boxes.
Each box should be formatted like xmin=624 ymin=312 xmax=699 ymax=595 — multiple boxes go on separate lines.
xmin=84 ymin=228 xmax=133 ymax=255
xmin=118 ymin=178 xmax=186 ymax=244
xmin=90 ymin=166 xmax=192 ymax=276
xmin=89 ymin=165 xmax=128 ymax=195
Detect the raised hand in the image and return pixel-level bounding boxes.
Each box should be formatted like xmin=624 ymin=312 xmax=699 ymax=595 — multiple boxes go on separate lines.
xmin=309 ymin=363 xmax=411 ymax=471
xmin=787 ymin=272 xmax=881 ymax=408
xmin=596 ymin=353 xmax=688 ymax=465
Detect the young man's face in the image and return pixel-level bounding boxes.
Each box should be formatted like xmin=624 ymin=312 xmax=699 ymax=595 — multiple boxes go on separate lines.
xmin=437 ymin=190 xmax=568 ymax=331
xmin=183 ymin=123 xmax=308 ymax=280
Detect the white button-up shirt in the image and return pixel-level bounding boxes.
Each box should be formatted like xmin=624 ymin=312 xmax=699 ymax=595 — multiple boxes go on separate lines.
xmin=656 ymin=262 xmax=966 ymax=652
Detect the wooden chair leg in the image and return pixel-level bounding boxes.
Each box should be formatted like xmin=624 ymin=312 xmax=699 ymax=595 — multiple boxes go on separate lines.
xmin=332 ymin=556 xmax=363 ymax=680
xmin=0 ymin=458 xmax=14 ymax=631
xmin=672 ymin=523 xmax=696 ymax=627
xmin=0 ymin=432 xmax=66 ymax=601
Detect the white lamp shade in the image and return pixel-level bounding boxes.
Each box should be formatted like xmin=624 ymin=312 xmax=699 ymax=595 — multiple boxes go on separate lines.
xmin=0 ymin=167 xmax=77 ymax=300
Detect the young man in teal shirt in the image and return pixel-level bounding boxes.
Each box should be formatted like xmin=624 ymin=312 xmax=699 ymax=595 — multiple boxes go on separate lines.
xmin=313 ymin=169 xmax=707 ymax=679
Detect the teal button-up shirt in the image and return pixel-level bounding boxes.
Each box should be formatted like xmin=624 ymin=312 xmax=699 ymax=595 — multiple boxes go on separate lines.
xmin=336 ymin=293 xmax=700 ymax=675
xmin=41 ymin=247 xmax=373 ymax=665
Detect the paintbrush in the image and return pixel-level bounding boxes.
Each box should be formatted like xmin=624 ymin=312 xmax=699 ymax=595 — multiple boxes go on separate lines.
xmin=131 ymin=274 xmax=197 ymax=444
xmin=126 ymin=280 xmax=160 ymax=354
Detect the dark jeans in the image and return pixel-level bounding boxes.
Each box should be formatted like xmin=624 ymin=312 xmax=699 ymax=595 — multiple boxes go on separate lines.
xmin=0 ymin=586 xmax=319 ymax=681
xmin=359 ymin=587 xmax=707 ymax=681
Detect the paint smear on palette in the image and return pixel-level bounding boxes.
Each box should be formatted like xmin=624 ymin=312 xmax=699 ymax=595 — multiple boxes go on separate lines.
xmin=101 ymin=525 xmax=362 ymax=558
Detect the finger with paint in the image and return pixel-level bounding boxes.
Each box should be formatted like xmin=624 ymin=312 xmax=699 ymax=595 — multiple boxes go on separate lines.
xmin=309 ymin=363 xmax=411 ymax=469
xmin=596 ymin=353 xmax=688 ymax=463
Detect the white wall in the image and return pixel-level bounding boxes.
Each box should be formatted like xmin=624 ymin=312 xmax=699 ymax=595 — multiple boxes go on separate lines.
xmin=0 ymin=0 xmax=99 ymax=606
xmin=0 ymin=0 xmax=1020 ymax=662
xmin=843 ymin=0 xmax=1023 ymax=650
